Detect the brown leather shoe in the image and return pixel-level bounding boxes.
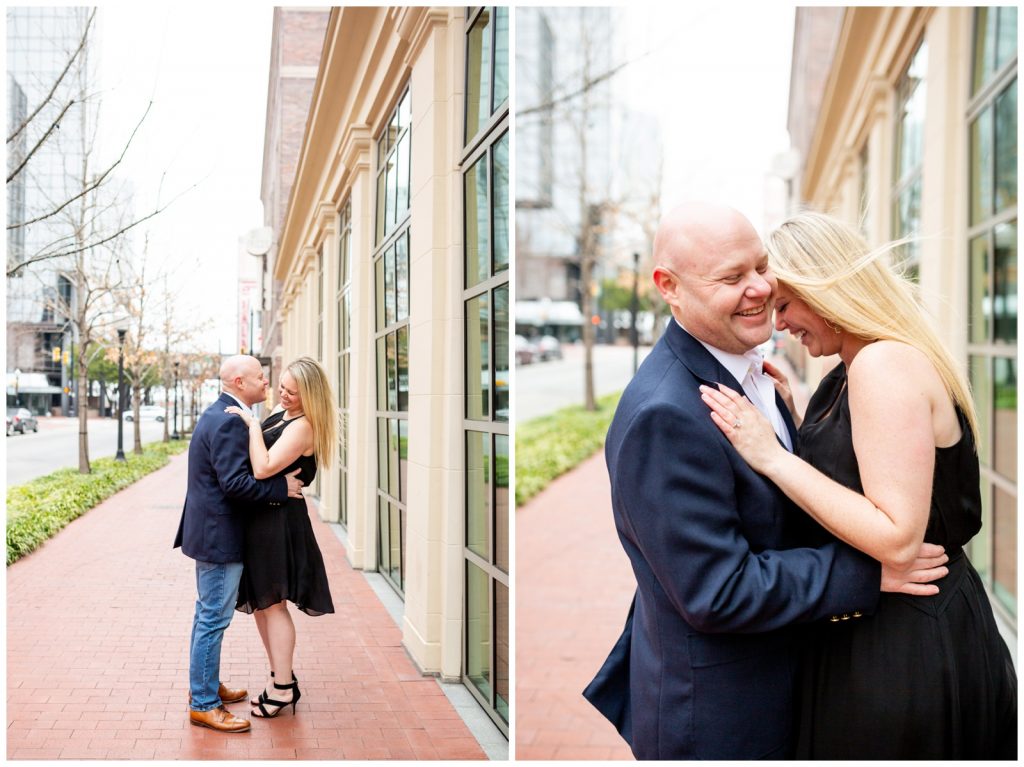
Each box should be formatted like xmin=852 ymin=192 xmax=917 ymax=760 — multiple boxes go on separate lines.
xmin=217 ymin=682 xmax=247 ymax=704
xmin=187 ymin=683 xmax=248 ymax=705
xmin=189 ymin=705 xmax=250 ymax=733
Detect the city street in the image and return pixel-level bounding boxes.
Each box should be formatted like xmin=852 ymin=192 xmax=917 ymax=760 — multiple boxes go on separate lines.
xmin=515 ymin=343 xmax=652 ymax=423
xmin=6 ymin=417 xmax=172 ymax=486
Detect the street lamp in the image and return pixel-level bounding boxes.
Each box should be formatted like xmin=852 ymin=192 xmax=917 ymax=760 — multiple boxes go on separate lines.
xmin=631 ymin=252 xmax=640 ymax=375
xmin=115 ymin=326 xmax=127 ymax=462
xmin=172 ymin=360 xmax=180 ymax=440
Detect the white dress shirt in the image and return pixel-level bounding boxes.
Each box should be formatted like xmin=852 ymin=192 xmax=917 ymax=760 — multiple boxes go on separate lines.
xmin=222 ymin=391 xmax=253 ymax=418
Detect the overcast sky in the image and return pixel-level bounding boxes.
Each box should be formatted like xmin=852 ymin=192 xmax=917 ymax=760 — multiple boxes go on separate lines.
xmin=94 ymin=4 xmax=273 ymax=353
xmin=85 ymin=4 xmax=794 ymax=352
xmin=616 ymin=5 xmax=795 ymax=233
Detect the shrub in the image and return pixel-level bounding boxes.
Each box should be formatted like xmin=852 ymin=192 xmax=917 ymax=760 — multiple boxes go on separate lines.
xmin=515 ymin=391 xmax=621 ymax=507
xmin=6 ymin=440 xmax=189 ymax=565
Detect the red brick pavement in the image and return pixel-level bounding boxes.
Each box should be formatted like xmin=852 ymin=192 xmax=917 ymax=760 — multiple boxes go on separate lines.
xmin=7 ymin=452 xmax=484 ymax=760
xmin=515 ymin=451 xmax=635 ymax=761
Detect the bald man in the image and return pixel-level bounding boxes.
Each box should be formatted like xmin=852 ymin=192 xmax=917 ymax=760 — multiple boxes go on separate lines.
xmin=174 ymin=355 xmax=303 ymax=733
xmin=583 ymin=204 xmax=927 ymax=758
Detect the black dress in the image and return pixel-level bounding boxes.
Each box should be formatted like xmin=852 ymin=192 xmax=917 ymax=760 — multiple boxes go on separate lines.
xmin=793 ymin=363 xmax=1016 ymax=759
xmin=235 ymin=410 xmax=335 ymax=617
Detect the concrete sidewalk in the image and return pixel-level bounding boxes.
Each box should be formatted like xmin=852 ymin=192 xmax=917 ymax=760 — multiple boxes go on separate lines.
xmin=7 ymin=452 xmax=485 ymax=760
xmin=515 ymin=451 xmax=635 ymax=761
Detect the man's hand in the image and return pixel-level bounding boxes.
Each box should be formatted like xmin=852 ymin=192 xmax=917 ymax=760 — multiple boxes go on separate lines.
xmin=881 ymin=542 xmax=948 ymax=595
xmin=285 ymin=468 xmax=304 ymax=499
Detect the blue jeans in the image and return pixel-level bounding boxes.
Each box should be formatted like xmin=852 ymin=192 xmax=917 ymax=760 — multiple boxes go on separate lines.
xmin=189 ymin=560 xmax=243 ymax=712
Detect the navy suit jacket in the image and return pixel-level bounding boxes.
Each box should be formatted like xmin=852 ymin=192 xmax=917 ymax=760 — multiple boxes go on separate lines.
xmin=583 ymin=321 xmax=880 ymax=760
xmin=173 ymin=393 xmax=288 ymax=563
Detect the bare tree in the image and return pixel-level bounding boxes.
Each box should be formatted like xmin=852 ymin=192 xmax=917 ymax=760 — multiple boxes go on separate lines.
xmin=117 ymin=241 xmax=163 ymax=453
xmin=23 ymin=43 xmax=135 ymax=473
xmin=518 ymin=8 xmax=637 ymax=411
xmin=155 ymin=274 xmax=214 ymax=443
xmin=6 ymin=8 xmax=192 ymax=278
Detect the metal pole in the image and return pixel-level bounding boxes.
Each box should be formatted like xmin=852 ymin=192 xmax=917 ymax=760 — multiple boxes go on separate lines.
xmin=115 ymin=329 xmax=126 ymax=461
xmin=172 ymin=361 xmax=180 ymax=439
xmin=631 ymin=252 xmax=640 ymax=375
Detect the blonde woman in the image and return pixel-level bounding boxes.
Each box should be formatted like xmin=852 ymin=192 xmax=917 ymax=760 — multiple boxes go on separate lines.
xmin=225 ymin=356 xmax=337 ymax=718
xmin=700 ymin=212 xmax=1016 ymax=759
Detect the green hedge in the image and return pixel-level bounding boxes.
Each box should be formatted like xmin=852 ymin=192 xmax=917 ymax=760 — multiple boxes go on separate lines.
xmin=6 ymin=440 xmax=190 ymax=565
xmin=515 ymin=391 xmax=622 ymax=507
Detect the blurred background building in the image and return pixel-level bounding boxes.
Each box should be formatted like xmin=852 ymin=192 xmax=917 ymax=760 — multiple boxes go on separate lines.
xmin=252 ymin=6 xmax=509 ymax=736
xmin=784 ymin=6 xmax=1017 ymax=640
xmin=6 ymin=7 xmax=93 ymax=415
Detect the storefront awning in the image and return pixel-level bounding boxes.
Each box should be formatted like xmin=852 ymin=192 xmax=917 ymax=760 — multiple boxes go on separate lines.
xmin=7 ymin=372 xmax=61 ymax=395
xmin=515 ymin=299 xmax=585 ymax=327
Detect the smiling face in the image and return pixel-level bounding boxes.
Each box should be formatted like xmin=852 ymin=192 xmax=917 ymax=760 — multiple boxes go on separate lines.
xmin=278 ymin=370 xmax=303 ymax=413
xmin=654 ymin=206 xmax=777 ymax=354
xmin=773 ymin=284 xmax=842 ymax=358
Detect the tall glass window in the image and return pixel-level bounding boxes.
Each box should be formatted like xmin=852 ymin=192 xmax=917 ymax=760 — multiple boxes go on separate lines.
xmin=375 ymin=88 xmax=411 ymax=595
xmin=314 ymin=245 xmax=324 ymax=499
xmin=967 ymin=7 xmax=1017 ymax=619
xmin=336 ymin=201 xmax=352 ymax=527
xmin=892 ymin=41 xmax=927 ymax=278
xmin=462 ymin=6 xmax=509 ymax=735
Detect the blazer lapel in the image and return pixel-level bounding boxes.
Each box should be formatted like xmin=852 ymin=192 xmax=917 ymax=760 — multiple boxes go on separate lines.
xmin=775 ymin=390 xmax=799 ymax=449
xmin=662 ymin=320 xmax=745 ymax=392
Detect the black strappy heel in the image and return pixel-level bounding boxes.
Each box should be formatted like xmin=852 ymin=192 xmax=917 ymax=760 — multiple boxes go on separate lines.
xmin=250 ymin=671 xmax=298 ymax=706
xmin=252 ymin=677 xmax=301 ymax=718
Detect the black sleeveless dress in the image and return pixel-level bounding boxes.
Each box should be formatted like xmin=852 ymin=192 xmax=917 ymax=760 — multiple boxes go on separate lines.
xmin=792 ymin=363 xmax=1016 ymax=759
xmin=235 ymin=410 xmax=335 ymax=616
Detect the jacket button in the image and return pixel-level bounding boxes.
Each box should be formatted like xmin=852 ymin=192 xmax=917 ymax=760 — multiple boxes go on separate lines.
xmin=852 ymin=611 xmax=863 ymax=618
xmin=840 ymin=614 xmax=850 ymax=621
xmin=829 ymin=616 xmax=840 ymax=622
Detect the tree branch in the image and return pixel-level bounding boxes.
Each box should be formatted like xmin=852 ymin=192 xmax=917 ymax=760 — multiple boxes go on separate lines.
xmin=6 ymin=98 xmax=75 ymax=183
xmin=6 ymin=7 xmax=95 ymax=146
xmin=8 ymin=101 xmax=153 ymax=231
xmin=517 ymin=58 xmax=636 ymax=118
xmin=8 ymin=180 xmax=199 ymax=277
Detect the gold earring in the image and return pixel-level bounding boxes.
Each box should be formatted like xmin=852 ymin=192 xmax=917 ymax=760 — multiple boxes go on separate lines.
xmin=824 ymin=318 xmax=842 ymax=335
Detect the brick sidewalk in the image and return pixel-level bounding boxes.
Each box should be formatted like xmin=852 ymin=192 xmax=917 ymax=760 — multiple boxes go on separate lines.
xmin=7 ymin=452 xmax=484 ymax=760
xmin=515 ymin=451 xmax=635 ymax=761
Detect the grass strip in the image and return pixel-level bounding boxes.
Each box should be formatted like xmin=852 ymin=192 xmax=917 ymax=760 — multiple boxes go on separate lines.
xmin=6 ymin=440 xmax=190 ymax=565
xmin=515 ymin=391 xmax=622 ymax=507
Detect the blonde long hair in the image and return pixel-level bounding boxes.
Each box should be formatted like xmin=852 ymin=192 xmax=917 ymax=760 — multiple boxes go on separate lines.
xmin=285 ymin=356 xmax=338 ymax=469
xmin=766 ymin=212 xmax=979 ymax=444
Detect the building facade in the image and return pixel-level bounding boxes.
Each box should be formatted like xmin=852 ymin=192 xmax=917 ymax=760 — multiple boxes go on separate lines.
xmin=257 ymin=7 xmax=331 ymax=380
xmin=787 ymin=7 xmax=1017 ymax=637
xmin=515 ymin=7 xmax=612 ymax=325
xmin=263 ymin=7 xmax=509 ymax=733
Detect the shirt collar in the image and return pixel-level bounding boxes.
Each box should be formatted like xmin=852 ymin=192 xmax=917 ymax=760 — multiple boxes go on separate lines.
xmin=222 ymin=391 xmax=253 ymax=417
xmin=675 ymin=317 xmax=763 ymax=383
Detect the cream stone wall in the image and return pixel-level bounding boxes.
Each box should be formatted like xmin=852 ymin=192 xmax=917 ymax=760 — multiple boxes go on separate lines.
xmin=271 ymin=6 xmax=468 ymax=683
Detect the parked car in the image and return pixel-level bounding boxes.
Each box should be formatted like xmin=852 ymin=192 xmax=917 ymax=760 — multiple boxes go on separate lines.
xmin=515 ymin=334 xmax=537 ymax=365
xmin=123 ymin=405 xmax=166 ymax=422
xmin=7 ymin=407 xmax=38 ymax=434
xmin=536 ymin=335 xmax=563 ymax=361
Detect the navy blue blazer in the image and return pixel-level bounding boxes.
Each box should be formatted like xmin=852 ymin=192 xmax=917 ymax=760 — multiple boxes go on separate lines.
xmin=173 ymin=393 xmax=288 ymax=563
xmin=583 ymin=320 xmax=880 ymax=760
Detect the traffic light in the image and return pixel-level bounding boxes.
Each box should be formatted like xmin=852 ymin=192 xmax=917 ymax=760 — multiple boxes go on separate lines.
xmin=52 ymin=346 xmax=61 ymax=363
